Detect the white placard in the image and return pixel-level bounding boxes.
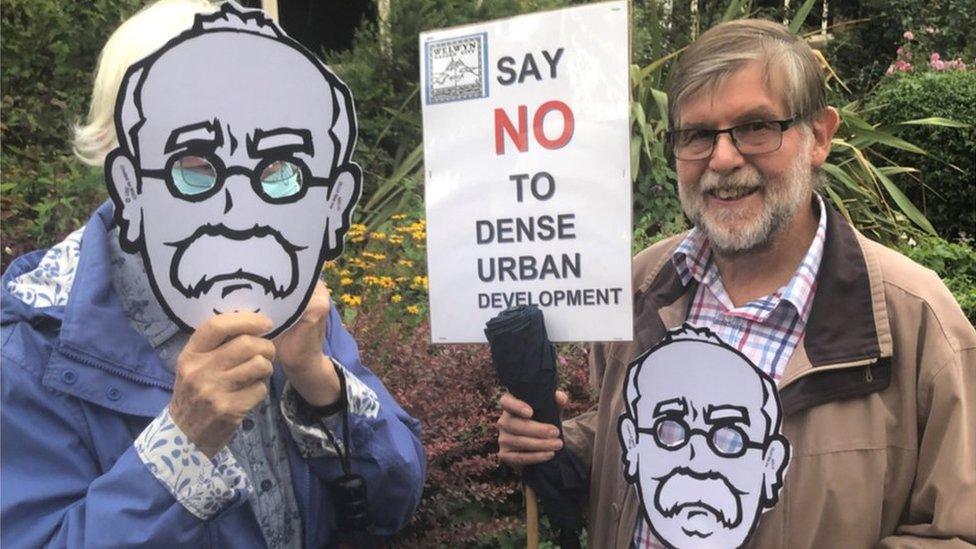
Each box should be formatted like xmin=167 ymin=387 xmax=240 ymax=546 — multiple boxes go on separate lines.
xmin=420 ymin=1 xmax=633 ymax=343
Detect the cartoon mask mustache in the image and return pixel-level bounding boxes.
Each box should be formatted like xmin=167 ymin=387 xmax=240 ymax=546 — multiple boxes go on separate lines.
xmin=654 ymin=467 xmax=745 ymax=529
xmin=166 ymin=224 xmax=306 ymax=299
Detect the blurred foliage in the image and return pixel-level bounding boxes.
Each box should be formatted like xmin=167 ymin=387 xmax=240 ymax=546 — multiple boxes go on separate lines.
xmin=865 ymin=70 xmax=976 ymax=239
xmin=1 ymin=0 xmax=148 ymax=268
xmin=898 ymin=235 xmax=976 ymax=324
xmin=823 ymin=0 xmax=976 ymax=97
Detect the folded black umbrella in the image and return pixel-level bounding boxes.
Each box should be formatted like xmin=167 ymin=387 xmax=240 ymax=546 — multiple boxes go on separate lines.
xmin=485 ymin=305 xmax=587 ymax=549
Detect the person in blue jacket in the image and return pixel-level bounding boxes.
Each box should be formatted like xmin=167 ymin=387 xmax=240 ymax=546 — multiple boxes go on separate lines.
xmin=1 ymin=1 xmax=425 ymax=547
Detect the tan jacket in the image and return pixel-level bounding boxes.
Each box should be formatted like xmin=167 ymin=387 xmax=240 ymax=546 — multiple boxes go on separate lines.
xmin=564 ymin=207 xmax=976 ymax=548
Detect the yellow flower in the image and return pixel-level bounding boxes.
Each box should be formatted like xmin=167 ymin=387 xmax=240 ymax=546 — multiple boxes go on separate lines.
xmin=370 ymin=231 xmax=387 ymax=241
xmin=391 ymin=294 xmax=402 ymax=303
xmin=406 ymin=305 xmax=420 ymax=315
xmin=339 ymin=294 xmax=362 ymax=307
xmin=395 ymin=276 xmax=408 ymax=282
xmin=411 ymin=275 xmax=429 ymax=289
xmin=378 ymin=276 xmax=395 ymax=289
xmin=340 ymin=277 xmax=353 ymax=286
xmin=397 ymin=259 xmax=414 ymax=268
xmin=388 ymin=235 xmax=404 ymax=245
xmin=339 ymin=269 xmax=351 ymax=276
xmin=391 ymin=214 xmax=407 ymax=220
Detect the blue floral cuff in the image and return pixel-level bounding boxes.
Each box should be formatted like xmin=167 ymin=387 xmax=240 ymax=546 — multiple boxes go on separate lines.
xmin=134 ymin=407 xmax=252 ymax=520
xmin=279 ymin=359 xmax=380 ymax=458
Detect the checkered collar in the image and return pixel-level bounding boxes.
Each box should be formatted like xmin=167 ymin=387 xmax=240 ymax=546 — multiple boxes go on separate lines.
xmin=672 ymin=193 xmax=828 ymax=322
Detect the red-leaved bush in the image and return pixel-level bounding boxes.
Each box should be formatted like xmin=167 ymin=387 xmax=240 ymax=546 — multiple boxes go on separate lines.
xmin=343 ymin=305 xmax=596 ymax=547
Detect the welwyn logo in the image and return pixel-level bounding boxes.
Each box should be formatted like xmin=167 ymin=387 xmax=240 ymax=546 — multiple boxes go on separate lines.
xmin=425 ymin=32 xmax=489 ymax=105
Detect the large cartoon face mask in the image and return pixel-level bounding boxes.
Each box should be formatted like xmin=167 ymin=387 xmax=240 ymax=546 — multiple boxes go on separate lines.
xmin=105 ymin=2 xmax=361 ymax=338
xmin=617 ymin=325 xmax=791 ymax=548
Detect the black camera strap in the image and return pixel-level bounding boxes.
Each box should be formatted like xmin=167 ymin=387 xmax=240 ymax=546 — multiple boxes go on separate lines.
xmin=320 ymin=365 xmax=375 ymax=548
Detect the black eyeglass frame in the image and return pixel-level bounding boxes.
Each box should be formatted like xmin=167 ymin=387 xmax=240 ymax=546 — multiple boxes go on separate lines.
xmin=636 ymin=417 xmax=767 ymax=459
xmin=666 ymin=118 xmax=801 ymax=161
xmin=137 ymin=147 xmax=333 ymax=205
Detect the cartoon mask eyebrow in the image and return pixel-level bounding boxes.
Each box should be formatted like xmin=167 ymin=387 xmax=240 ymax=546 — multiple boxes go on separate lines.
xmin=705 ymin=405 xmax=751 ymax=426
xmin=652 ymin=398 xmax=687 ymax=419
xmin=248 ymin=128 xmax=313 ymax=156
xmin=164 ymin=120 xmax=223 ymax=154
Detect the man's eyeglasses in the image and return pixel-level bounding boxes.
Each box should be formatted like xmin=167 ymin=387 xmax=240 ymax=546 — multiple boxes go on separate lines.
xmin=666 ymin=118 xmax=799 ymax=161
xmin=638 ymin=417 xmax=765 ymax=458
xmin=139 ymin=152 xmax=330 ymax=203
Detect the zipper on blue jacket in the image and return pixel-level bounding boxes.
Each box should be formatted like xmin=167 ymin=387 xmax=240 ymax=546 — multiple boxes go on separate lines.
xmin=58 ymin=345 xmax=174 ymax=391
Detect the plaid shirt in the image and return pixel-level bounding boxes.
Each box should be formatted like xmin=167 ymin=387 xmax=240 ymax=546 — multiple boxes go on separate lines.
xmin=633 ymin=194 xmax=827 ymax=548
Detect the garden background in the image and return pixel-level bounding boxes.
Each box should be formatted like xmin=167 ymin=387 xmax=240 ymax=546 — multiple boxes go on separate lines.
xmin=2 ymin=0 xmax=974 ymax=546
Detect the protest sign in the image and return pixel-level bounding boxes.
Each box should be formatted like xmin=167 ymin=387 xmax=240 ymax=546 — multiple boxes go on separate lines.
xmin=420 ymin=1 xmax=632 ymax=343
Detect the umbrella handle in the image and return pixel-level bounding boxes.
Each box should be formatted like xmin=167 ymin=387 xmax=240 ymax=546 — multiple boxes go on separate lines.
xmin=525 ymin=483 xmax=539 ymax=549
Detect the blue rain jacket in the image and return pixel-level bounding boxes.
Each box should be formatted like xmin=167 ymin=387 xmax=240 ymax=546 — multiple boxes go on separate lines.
xmin=1 ymin=203 xmax=425 ymax=547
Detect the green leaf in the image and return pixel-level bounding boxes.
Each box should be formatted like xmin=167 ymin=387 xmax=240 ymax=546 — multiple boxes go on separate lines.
xmin=788 ymin=0 xmax=818 ymax=33
xmin=650 ymin=88 xmax=669 ymax=123
xmin=630 ymin=135 xmax=641 ymax=184
xmin=637 ymin=49 xmax=683 ymax=85
xmin=823 ymin=184 xmax=853 ymax=225
xmin=895 ymin=117 xmax=970 ymax=128
xmin=875 ymin=166 xmax=918 ymax=176
xmin=868 ymin=163 xmax=937 ymax=235
xmin=850 ymin=127 xmax=928 ymax=155
xmin=721 ymin=0 xmax=747 ymax=22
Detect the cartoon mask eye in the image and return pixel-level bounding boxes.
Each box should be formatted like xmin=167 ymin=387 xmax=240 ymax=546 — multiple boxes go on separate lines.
xmin=710 ymin=425 xmax=746 ymax=456
xmin=171 ymin=155 xmax=218 ymax=196
xmin=655 ymin=419 xmax=687 ymax=448
xmin=260 ymin=160 xmax=303 ymax=199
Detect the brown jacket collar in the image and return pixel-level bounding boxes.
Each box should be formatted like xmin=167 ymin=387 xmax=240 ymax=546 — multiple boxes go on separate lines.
xmin=632 ymin=204 xmax=894 ymax=414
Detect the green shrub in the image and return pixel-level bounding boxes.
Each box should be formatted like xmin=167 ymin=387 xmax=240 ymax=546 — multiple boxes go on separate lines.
xmin=866 ymin=70 xmax=976 ymax=239
xmin=1 ymin=0 xmax=148 ymax=269
xmin=823 ymin=0 xmax=976 ymax=96
xmin=898 ymin=235 xmax=976 ymax=324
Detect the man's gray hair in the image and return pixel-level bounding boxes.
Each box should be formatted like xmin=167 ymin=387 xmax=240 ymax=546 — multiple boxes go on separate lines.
xmin=667 ymin=19 xmax=827 ymax=129
xmin=114 ymin=1 xmax=355 ymax=168
xmin=623 ymin=324 xmax=782 ymax=440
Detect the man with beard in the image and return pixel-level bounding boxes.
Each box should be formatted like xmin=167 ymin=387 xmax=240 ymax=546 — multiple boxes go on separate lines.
xmin=618 ymin=325 xmax=790 ymax=548
xmin=1 ymin=2 xmax=424 ymax=547
xmin=496 ymin=18 xmax=975 ymax=548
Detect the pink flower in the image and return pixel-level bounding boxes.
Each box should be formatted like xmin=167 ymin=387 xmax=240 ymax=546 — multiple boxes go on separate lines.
xmin=903 ymin=30 xmax=915 ymax=40
xmin=896 ymin=59 xmax=912 ymax=72
xmin=886 ymin=65 xmax=896 ymax=75
xmin=925 ymin=26 xmax=936 ymax=34
xmin=930 ymin=52 xmax=941 ymax=62
xmin=946 ymin=59 xmax=967 ymax=70
xmin=931 ymin=59 xmax=946 ymax=70
xmin=896 ymin=46 xmax=904 ymax=56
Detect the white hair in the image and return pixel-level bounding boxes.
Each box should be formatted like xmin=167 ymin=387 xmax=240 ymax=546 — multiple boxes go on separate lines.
xmin=624 ymin=324 xmax=782 ymax=440
xmin=72 ymin=0 xmax=219 ymax=167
